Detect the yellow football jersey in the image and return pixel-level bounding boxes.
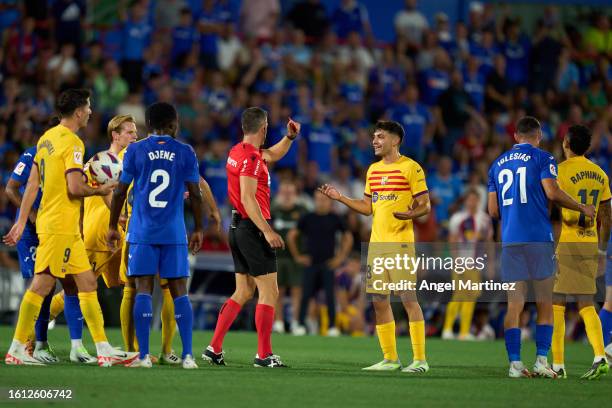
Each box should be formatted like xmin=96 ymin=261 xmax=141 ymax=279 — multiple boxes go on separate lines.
xmin=83 ymin=164 xmax=112 ymax=251
xmin=117 ymin=148 xmax=133 ymax=220
xmin=34 ymin=124 xmax=85 ymax=235
xmin=558 ymin=156 xmax=611 ymax=243
xmin=364 ymin=155 xmax=428 ymax=243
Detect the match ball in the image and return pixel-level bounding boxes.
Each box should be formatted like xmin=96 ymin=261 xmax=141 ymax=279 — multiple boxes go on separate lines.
xmin=87 ymin=150 xmax=122 ymax=184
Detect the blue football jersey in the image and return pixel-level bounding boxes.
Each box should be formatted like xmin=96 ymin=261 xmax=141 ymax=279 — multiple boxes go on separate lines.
xmin=488 ymin=143 xmax=557 ymax=243
xmin=10 ymin=147 xmax=42 ymax=233
xmin=120 ymin=135 xmax=200 ymax=245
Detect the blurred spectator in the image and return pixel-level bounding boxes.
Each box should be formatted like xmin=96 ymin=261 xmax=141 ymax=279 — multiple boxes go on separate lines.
xmin=335 ymin=252 xmax=366 ymax=336
xmin=468 ymin=29 xmax=497 ymax=78
xmin=584 ymin=14 xmax=612 ymax=56
xmin=52 ymin=0 xmax=85 ymax=50
xmin=429 ymin=156 xmax=463 ymax=232
xmin=485 ymin=55 xmax=511 ymax=114
xmin=271 ymin=181 xmax=308 ymax=335
xmin=199 ymin=138 xmax=229 ymax=207
xmin=218 ymin=22 xmax=242 ymax=73
xmin=120 ymin=1 xmax=152 ymax=91
xmin=499 ymin=18 xmax=530 ymax=87
xmin=556 ymin=104 xmax=583 ymax=140
xmin=197 ymin=0 xmax=224 ymax=70
xmin=388 ymin=84 xmax=432 ymax=162
xmin=302 ymin=103 xmax=336 ymax=178
xmin=437 ymin=69 xmax=477 ymax=154
xmin=5 ymin=17 xmax=39 ymax=79
xmin=47 ymin=43 xmax=79 ymax=90
xmin=239 ymin=0 xmax=279 ymax=42
xmin=394 ymin=0 xmax=428 ymax=50
xmin=93 ymin=59 xmax=129 ymax=117
xmin=287 ymin=190 xmax=353 ymax=336
xmin=287 ymin=0 xmax=330 ymax=43
xmin=331 ymin=0 xmax=372 ymax=40
xmin=463 ymin=56 xmax=486 ymax=112
xmin=171 ymin=8 xmax=198 ymax=63
xmin=419 ymin=48 xmax=450 ymax=106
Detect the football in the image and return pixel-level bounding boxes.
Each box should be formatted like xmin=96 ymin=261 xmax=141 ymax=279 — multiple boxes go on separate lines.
xmin=87 ymin=150 xmax=122 ymax=184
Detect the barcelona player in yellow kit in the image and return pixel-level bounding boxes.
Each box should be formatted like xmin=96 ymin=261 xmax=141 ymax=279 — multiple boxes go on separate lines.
xmin=3 ymin=88 xmax=137 ymax=366
xmin=551 ymin=125 xmax=611 ymax=379
xmin=320 ymin=121 xmax=431 ymax=373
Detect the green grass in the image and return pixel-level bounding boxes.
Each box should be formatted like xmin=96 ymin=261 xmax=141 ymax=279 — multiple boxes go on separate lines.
xmin=0 ymin=326 xmax=609 ymax=408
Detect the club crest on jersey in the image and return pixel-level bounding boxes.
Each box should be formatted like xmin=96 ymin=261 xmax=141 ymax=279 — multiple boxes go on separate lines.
xmin=549 ymin=163 xmax=557 ymax=177
xmin=381 ymin=176 xmax=388 ymax=186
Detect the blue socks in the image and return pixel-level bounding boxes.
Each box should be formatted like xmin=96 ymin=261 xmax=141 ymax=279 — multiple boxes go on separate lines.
xmin=64 ymin=295 xmax=84 ymax=341
xmin=34 ymin=292 xmax=53 ymax=342
xmin=505 ymin=327 xmax=521 ymax=362
xmin=134 ymin=293 xmax=153 ymax=359
xmin=535 ymin=324 xmax=553 ymax=358
xmin=173 ymin=295 xmax=193 ymax=359
xmin=600 ymin=308 xmax=612 ymax=346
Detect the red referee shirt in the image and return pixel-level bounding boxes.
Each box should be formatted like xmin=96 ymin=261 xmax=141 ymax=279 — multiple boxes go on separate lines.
xmin=226 ymin=142 xmax=271 ymax=220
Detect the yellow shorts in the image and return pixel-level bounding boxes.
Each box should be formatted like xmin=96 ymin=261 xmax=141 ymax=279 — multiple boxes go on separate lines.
xmin=554 ymin=243 xmax=598 ymax=295
xmin=35 ymin=234 xmax=91 ymax=278
xmin=366 ymin=243 xmax=416 ymax=295
xmin=88 ymin=249 xmax=122 ymax=288
xmin=119 ymin=242 xmax=168 ymax=286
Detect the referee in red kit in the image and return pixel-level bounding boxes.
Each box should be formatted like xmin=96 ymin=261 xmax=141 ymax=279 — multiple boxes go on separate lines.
xmin=203 ymin=107 xmax=300 ymax=368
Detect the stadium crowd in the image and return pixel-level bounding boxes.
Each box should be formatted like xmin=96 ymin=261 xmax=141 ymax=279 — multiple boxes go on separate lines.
xmin=0 ymin=0 xmax=611 ymax=339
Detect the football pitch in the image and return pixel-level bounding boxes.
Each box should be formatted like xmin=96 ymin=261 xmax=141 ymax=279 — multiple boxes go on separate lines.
xmin=0 ymin=326 xmax=609 ymax=408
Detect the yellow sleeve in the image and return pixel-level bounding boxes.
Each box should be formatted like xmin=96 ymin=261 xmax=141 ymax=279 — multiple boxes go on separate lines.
xmin=64 ymin=136 xmax=85 ymax=173
xmin=409 ymin=161 xmax=428 ymax=197
xmin=602 ymin=174 xmax=611 ymax=203
xmin=364 ymin=166 xmax=372 ymax=197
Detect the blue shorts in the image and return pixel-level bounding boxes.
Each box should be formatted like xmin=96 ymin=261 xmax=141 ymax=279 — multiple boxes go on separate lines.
xmin=501 ymin=243 xmax=556 ymax=283
xmin=127 ymin=243 xmax=189 ymax=279
xmin=16 ymin=234 xmax=38 ymax=279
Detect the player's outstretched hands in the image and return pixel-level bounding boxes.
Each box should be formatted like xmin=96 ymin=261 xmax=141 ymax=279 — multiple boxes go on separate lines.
xmin=3 ymin=222 xmax=25 ymax=247
xmin=98 ymin=181 xmax=118 ymax=196
xmin=189 ymin=230 xmax=204 ymax=255
xmin=393 ymin=209 xmax=416 ymax=221
xmin=318 ymin=184 xmax=341 ymax=201
xmin=107 ymin=227 xmax=122 ymax=251
xmin=264 ymin=229 xmax=285 ymax=250
xmin=287 ymin=118 xmax=301 ymax=138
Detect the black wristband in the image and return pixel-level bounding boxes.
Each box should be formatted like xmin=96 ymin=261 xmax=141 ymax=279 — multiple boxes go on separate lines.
xmin=286 ymin=133 xmax=297 ymax=141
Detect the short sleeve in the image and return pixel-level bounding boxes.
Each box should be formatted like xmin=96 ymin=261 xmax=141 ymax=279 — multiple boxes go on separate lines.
xmin=448 ymin=213 xmax=461 ymax=235
xmin=539 ymin=152 xmax=558 ymax=180
xmin=184 ymin=146 xmax=200 ymax=183
xmin=487 ymin=165 xmax=497 ymax=192
xmin=64 ymin=137 xmax=85 ymax=174
xmin=239 ymin=151 xmax=264 ymax=179
xmin=364 ymin=166 xmax=372 ymax=197
xmin=10 ymin=151 xmax=32 ymax=184
xmin=601 ymin=174 xmax=611 ymax=203
xmin=409 ymin=162 xmax=428 ymax=197
xmin=119 ymin=144 xmax=135 ymax=185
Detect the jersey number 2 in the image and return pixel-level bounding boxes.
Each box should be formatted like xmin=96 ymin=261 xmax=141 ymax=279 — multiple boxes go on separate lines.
xmin=498 ymin=167 xmax=527 ymax=206
xmin=149 ymin=169 xmax=170 ymax=208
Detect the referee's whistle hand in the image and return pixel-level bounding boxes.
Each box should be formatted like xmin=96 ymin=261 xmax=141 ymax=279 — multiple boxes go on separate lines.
xmin=264 ymin=230 xmax=285 ymax=250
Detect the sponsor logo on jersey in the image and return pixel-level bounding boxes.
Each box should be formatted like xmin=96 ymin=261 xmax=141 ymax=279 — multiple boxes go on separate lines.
xmin=13 ymin=162 xmax=26 ymax=176
xmin=549 ymin=163 xmax=557 ymax=177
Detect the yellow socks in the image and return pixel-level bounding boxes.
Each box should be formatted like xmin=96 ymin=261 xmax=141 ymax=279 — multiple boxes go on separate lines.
xmin=552 ymin=305 xmax=565 ymax=366
xmin=14 ymin=290 xmax=43 ymax=343
xmin=78 ymin=291 xmax=107 ymax=343
xmin=409 ymin=320 xmax=426 ymax=361
xmin=161 ymin=287 xmax=176 ymax=354
xmin=459 ymin=302 xmax=476 ymax=337
xmin=120 ymin=286 xmax=136 ymax=351
xmin=443 ymin=302 xmax=460 ymax=332
xmin=375 ymin=321 xmax=398 ymax=361
xmin=579 ymin=306 xmax=605 ymax=358
xmin=49 ymin=292 xmax=64 ymax=321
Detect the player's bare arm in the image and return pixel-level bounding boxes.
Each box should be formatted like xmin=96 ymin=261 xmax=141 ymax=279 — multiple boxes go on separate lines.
xmin=3 ymin=164 xmax=41 ymax=246
xmin=199 ymin=176 xmax=221 ymax=232
xmin=186 ymin=180 xmax=205 ymax=254
xmin=5 ymin=178 xmax=37 ymax=224
xmin=597 ymin=199 xmax=611 ymax=252
xmin=328 ymin=231 xmax=354 ymax=269
xmin=319 ymin=184 xmax=373 ymax=216
xmin=66 ymin=170 xmax=116 ymax=199
xmin=488 ymin=191 xmax=500 ymax=219
xmin=240 ymin=175 xmax=284 ymax=249
xmin=541 ymin=178 xmax=595 ymax=218
xmin=393 ymin=192 xmax=431 ymax=221
xmin=286 ymin=228 xmax=310 ymax=266
xmin=261 ymin=118 xmax=300 ymax=162
xmin=107 ymin=181 xmax=129 ymax=249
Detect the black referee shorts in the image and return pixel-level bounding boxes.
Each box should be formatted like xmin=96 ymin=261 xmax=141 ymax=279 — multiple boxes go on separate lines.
xmin=228 ymin=215 xmax=277 ymax=277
